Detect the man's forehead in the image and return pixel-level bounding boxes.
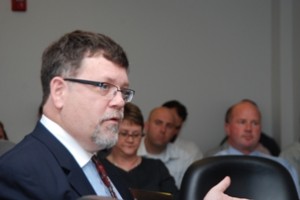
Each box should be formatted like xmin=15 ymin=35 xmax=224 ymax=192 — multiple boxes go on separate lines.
xmin=78 ymin=56 xmax=129 ymax=85
xmin=151 ymin=108 xmax=174 ymax=121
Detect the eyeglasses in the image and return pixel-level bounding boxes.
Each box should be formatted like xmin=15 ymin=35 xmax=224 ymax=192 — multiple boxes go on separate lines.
xmin=119 ymin=131 xmax=144 ymax=139
xmin=64 ymin=78 xmax=135 ymax=102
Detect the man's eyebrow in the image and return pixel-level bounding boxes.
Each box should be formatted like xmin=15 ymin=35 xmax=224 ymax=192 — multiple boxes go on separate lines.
xmin=107 ymin=77 xmax=129 ymax=86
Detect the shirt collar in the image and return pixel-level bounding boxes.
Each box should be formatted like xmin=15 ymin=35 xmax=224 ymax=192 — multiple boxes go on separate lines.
xmin=40 ymin=115 xmax=92 ymax=168
xmin=227 ymin=146 xmax=261 ymax=156
xmin=138 ymin=137 xmax=179 ymax=162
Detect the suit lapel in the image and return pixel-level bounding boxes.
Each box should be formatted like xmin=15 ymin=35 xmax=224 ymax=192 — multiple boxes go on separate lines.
xmin=32 ymin=122 xmax=96 ymax=196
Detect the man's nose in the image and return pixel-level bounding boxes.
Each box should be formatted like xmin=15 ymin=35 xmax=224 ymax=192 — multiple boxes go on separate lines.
xmin=245 ymin=123 xmax=252 ymax=131
xmin=109 ymin=91 xmax=126 ymax=108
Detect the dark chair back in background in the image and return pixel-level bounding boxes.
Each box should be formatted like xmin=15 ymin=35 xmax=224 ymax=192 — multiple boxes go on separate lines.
xmin=179 ymin=156 xmax=298 ymax=200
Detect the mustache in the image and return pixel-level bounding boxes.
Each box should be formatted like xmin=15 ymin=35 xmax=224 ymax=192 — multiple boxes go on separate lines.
xmin=100 ymin=111 xmax=124 ymax=122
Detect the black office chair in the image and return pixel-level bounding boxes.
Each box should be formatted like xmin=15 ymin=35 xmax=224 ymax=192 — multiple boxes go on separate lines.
xmin=179 ymin=156 xmax=299 ymax=200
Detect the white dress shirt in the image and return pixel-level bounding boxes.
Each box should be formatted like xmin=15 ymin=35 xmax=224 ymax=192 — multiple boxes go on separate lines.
xmin=137 ymin=137 xmax=194 ymax=188
xmin=174 ymin=137 xmax=203 ymax=161
xmin=40 ymin=115 xmax=122 ymax=199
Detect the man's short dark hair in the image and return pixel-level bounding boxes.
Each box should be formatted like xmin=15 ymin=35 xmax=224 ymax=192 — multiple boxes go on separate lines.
xmin=162 ymin=100 xmax=188 ymax=122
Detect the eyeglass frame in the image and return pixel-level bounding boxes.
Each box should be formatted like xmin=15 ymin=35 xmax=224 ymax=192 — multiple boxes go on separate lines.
xmin=118 ymin=131 xmax=145 ymax=139
xmin=64 ymin=78 xmax=135 ymax=102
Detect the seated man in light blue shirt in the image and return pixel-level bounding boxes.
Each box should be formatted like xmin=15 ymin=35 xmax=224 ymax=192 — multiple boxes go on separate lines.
xmin=214 ymin=99 xmax=300 ymax=195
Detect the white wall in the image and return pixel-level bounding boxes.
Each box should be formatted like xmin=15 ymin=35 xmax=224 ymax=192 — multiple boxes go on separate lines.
xmin=293 ymin=0 xmax=300 ymax=144
xmin=0 ymin=0 xmax=298 ymax=153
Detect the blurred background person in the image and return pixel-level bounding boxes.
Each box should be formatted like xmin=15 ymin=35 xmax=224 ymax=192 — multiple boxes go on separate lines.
xmin=0 ymin=121 xmax=9 ymax=140
xmin=0 ymin=121 xmax=15 ymax=156
xmin=280 ymin=139 xmax=300 ymax=189
xmin=162 ymin=100 xmax=203 ymax=161
xmin=213 ymin=99 xmax=300 ymax=195
xmin=205 ymin=132 xmax=281 ymax=157
xmin=99 ymin=103 xmax=179 ymax=199
xmin=138 ymin=106 xmax=194 ymax=188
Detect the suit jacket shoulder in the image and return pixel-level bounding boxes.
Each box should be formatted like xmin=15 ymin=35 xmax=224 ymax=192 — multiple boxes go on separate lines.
xmin=0 ymin=122 xmax=95 ymax=200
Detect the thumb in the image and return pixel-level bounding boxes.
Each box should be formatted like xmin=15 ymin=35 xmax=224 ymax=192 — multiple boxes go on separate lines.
xmin=213 ymin=176 xmax=250 ymax=200
xmin=214 ymin=176 xmax=231 ymax=192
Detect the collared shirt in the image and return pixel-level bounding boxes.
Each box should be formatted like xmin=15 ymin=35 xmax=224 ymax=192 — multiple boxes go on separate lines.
xmin=215 ymin=145 xmax=300 ymax=195
xmin=137 ymin=138 xmax=194 ymax=188
xmin=40 ymin=115 xmax=122 ymax=199
xmin=280 ymin=142 xmax=300 ymax=188
xmin=174 ymin=137 xmax=203 ymax=161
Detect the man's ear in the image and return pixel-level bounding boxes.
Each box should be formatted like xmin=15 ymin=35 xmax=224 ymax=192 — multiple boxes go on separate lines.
xmin=49 ymin=77 xmax=67 ymax=109
xmin=224 ymin=123 xmax=230 ymax=136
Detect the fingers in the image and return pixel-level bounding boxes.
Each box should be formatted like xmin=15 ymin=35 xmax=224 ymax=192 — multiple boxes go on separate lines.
xmin=232 ymin=197 xmax=250 ymax=200
xmin=214 ymin=176 xmax=231 ymax=192
xmin=204 ymin=176 xmax=250 ymax=200
xmin=218 ymin=177 xmax=250 ymax=200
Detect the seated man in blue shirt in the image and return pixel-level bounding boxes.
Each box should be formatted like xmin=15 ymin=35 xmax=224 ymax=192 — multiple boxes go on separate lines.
xmin=214 ymin=99 xmax=300 ymax=195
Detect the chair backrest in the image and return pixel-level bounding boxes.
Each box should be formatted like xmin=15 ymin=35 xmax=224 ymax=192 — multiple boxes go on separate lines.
xmin=179 ymin=156 xmax=299 ymax=200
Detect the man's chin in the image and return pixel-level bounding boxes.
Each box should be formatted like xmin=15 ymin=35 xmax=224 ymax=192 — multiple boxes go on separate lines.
xmin=105 ymin=139 xmax=117 ymax=149
xmin=92 ymin=134 xmax=117 ymax=149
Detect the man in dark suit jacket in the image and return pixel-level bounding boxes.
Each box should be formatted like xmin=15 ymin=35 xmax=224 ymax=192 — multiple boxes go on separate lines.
xmin=0 ymin=30 xmax=135 ymax=200
xmin=0 ymin=30 xmax=247 ymax=200
xmin=0 ymin=140 xmax=15 ymax=156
